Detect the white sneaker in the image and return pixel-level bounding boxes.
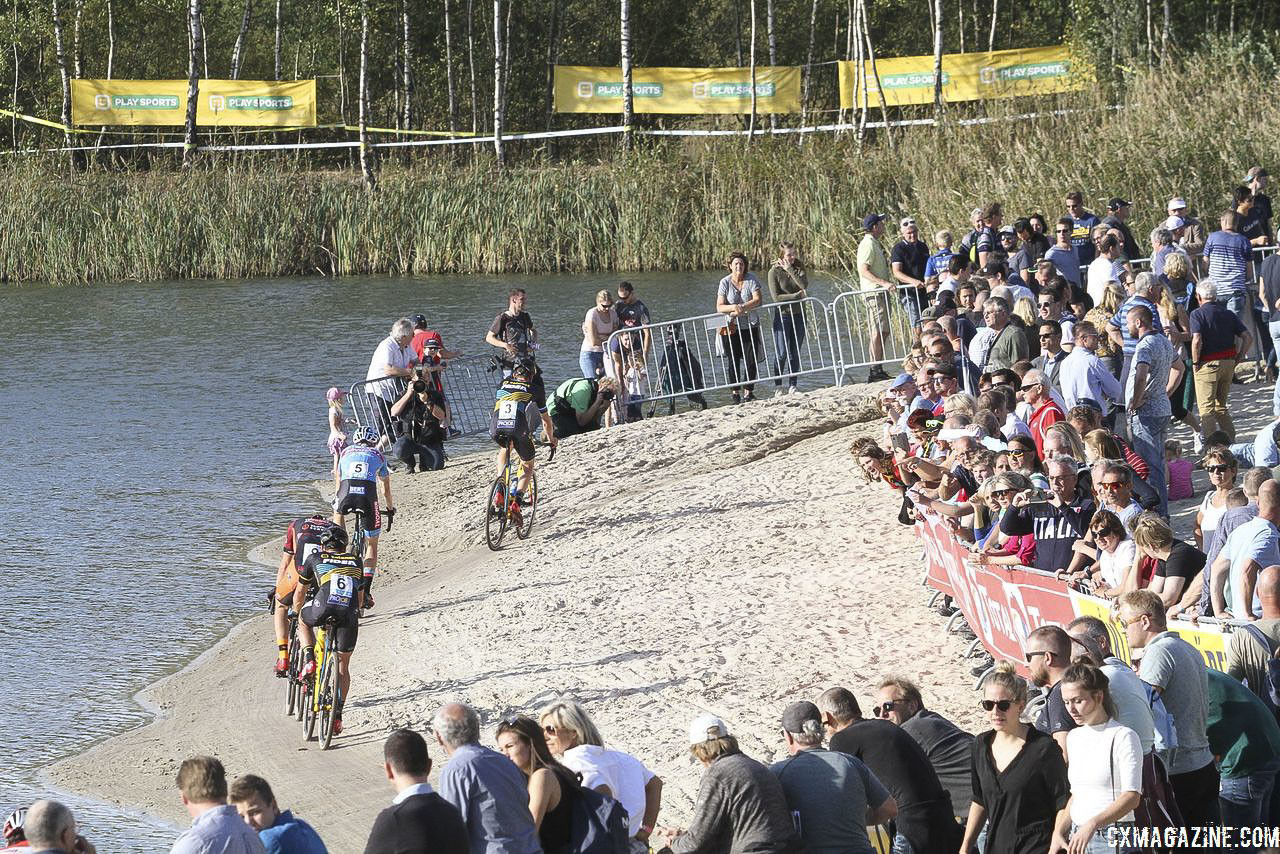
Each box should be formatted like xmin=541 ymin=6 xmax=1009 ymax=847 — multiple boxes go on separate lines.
xmin=1193 ymin=434 xmax=1204 ymax=454
xmin=787 ymin=385 xmax=798 ymax=395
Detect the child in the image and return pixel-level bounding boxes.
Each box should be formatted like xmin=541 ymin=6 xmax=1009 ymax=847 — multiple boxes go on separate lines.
xmin=924 ymin=229 xmax=954 ymax=280
xmin=1166 ymin=439 xmax=1194 ymax=502
xmin=326 ymin=387 xmax=349 ymax=490
xmin=624 ymin=353 xmax=649 ymax=423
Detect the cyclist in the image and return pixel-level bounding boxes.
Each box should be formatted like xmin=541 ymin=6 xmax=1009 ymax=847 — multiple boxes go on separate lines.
xmin=294 ymin=525 xmax=366 ymax=737
xmin=270 ymin=513 xmax=339 ymax=677
xmin=490 ymin=358 xmax=552 ymax=505
xmin=1 ymin=807 xmax=26 ymax=851
xmin=333 ymin=425 xmax=394 ymax=582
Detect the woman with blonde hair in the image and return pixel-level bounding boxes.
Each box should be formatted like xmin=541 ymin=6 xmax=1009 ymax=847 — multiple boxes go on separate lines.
xmin=1084 ymin=282 xmax=1125 ymax=377
xmin=1042 ymin=422 xmax=1086 ymax=463
xmin=580 ymin=289 xmax=617 ymax=378
xmin=538 ymin=699 xmax=663 ymax=848
xmin=961 ymin=662 xmax=1068 ymax=854
xmin=496 ymin=715 xmax=582 ymax=852
xmin=1155 ymin=276 xmax=1200 ymax=437
xmin=1013 ymin=296 xmax=1039 ymax=355
xmin=1131 ymin=511 xmax=1206 ymax=608
xmin=1194 ymin=448 xmax=1237 ymax=549
xmin=942 ymin=391 xmax=978 ymax=418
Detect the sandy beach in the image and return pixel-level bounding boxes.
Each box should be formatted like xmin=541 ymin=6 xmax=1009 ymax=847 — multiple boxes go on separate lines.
xmin=46 ymin=378 xmax=1276 ymax=850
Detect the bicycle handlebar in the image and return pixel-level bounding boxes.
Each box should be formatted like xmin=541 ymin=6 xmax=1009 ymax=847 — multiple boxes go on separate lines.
xmin=382 ymin=507 xmax=395 ymax=531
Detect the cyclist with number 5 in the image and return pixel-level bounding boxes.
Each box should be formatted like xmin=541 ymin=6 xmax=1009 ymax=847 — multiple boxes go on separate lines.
xmin=295 ymin=525 xmax=365 ymax=737
xmin=333 ymin=426 xmax=394 ymax=586
xmin=490 ymin=359 xmax=552 ymax=505
xmin=270 ymin=513 xmax=340 ymax=677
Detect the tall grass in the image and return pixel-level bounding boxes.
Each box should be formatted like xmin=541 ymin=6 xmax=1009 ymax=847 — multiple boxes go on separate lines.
xmin=2 ymin=52 xmax=1278 ymax=285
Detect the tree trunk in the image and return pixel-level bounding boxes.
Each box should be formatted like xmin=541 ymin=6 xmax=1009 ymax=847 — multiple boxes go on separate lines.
xmin=183 ymin=0 xmax=203 ymax=167
xmin=1144 ymin=0 xmax=1152 ymax=66
xmin=958 ymin=0 xmax=965 ymax=51
xmin=72 ymin=0 xmax=84 ymax=79
xmin=10 ymin=1 xmax=17 ymax=150
xmin=747 ymin=0 xmax=757 ymax=144
xmin=543 ymin=0 xmax=558 ymax=133
xmin=492 ymin=0 xmax=505 ymax=164
xmin=502 ymin=0 xmax=512 ymax=117
xmin=444 ymin=0 xmax=458 ymax=134
xmin=96 ymin=0 xmax=115 ymax=150
xmin=1161 ymin=0 xmax=1170 ymax=62
xmin=402 ymin=0 xmax=414 ymax=129
xmin=933 ymin=0 xmax=944 ymax=119
xmin=620 ymin=0 xmax=633 ymax=148
xmin=336 ymin=0 xmax=347 ymax=123
xmin=734 ymin=0 xmax=743 ymax=66
xmin=230 ymin=0 xmax=252 ymax=79
xmin=52 ymin=0 xmax=74 ymax=156
xmin=987 ymin=0 xmax=997 ymax=52
xmin=467 ymin=0 xmax=478 ymax=134
xmin=765 ymin=0 xmax=776 ymax=129
xmin=799 ymin=0 xmax=817 ymax=137
xmin=853 ymin=0 xmax=865 ymax=139
xmin=358 ymin=0 xmax=376 ymax=188
xmin=274 ymin=0 xmax=282 ymax=79
xmin=861 ymin=0 xmax=893 ymax=149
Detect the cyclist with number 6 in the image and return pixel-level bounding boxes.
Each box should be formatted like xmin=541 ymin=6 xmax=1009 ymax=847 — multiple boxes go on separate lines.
xmin=295 ymin=525 xmax=365 ymax=737
xmin=270 ymin=513 xmax=340 ymax=677
xmin=490 ymin=359 xmax=553 ymax=505
xmin=333 ymin=426 xmax=394 ymax=588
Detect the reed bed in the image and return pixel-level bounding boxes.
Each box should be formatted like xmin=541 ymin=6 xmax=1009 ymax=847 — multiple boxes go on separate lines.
xmin=2 ymin=54 xmax=1278 ymax=285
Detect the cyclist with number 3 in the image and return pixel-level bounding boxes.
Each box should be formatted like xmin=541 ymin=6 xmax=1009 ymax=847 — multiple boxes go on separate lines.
xmin=295 ymin=526 xmax=364 ymax=737
xmin=270 ymin=513 xmax=340 ymax=677
xmin=333 ymin=426 xmax=394 ymax=584
xmin=490 ymin=359 xmax=551 ymax=505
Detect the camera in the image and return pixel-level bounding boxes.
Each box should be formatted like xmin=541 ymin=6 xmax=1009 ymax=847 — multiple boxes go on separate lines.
xmin=486 ymin=356 xmax=502 ymax=374
xmin=412 ymin=379 xmax=427 ymax=393
xmin=600 ymin=390 xmax=617 ymax=402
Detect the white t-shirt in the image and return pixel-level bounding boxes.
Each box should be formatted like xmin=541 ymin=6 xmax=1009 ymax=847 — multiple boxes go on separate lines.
xmin=366 ymin=336 xmax=417 ymax=399
xmin=561 ymin=744 xmax=655 ymax=836
xmin=1066 ymin=719 xmax=1142 ymax=826
xmin=1087 ymin=256 xmax=1116 ymax=306
xmin=1098 ymin=539 xmax=1136 ymax=589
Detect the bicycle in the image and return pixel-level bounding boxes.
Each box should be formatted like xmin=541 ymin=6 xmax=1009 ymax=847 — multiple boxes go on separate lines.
xmin=267 ymin=592 xmax=305 ymax=720
xmin=349 ymin=506 xmax=394 ymax=565
xmin=301 ymin=618 xmax=343 ymax=749
xmin=485 ymin=441 xmax=552 ymax=550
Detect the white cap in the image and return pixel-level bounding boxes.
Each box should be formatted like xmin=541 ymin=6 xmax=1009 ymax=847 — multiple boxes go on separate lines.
xmin=687 ymin=713 xmax=730 ymax=745
xmin=1164 ymin=215 xmax=1187 ymax=230
xmin=1167 ymin=197 xmax=1187 ymax=212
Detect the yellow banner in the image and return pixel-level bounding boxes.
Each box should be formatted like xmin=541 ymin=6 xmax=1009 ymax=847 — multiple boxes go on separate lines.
xmin=554 ymin=65 xmax=801 ymax=114
xmin=1070 ymin=593 xmax=1230 ymax=671
xmin=838 ymin=45 xmax=1090 ymax=108
xmin=72 ymin=79 xmax=317 ymax=126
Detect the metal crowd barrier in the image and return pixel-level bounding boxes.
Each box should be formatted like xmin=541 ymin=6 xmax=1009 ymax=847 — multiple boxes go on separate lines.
xmin=828 ymin=285 xmax=919 ymax=384
xmin=599 ymin=296 xmax=843 ymax=414
xmin=348 ymin=354 xmax=501 ymax=441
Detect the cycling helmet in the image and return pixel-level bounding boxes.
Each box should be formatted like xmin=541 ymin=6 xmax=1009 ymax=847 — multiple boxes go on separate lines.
xmin=319 ymin=526 xmax=349 ymax=551
xmin=326 ymin=386 xmax=347 ymax=403
xmin=511 ymin=356 xmax=536 ymax=378
xmin=352 ymin=425 xmax=379 ymax=445
xmin=4 ymin=807 xmax=26 ymax=843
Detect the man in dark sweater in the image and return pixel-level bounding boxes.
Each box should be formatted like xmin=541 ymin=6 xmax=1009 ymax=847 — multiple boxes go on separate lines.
xmin=365 ymin=729 xmax=469 ymax=854
xmin=817 ymin=687 xmax=962 ymax=854
xmin=871 ymin=677 xmax=975 ymax=821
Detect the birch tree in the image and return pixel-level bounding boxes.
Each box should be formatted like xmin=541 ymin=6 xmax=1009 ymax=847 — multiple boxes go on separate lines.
xmin=402 ymin=0 xmax=414 ymax=128
xmin=444 ymin=0 xmax=458 ymax=134
xmin=621 ymin=0 xmax=633 ymax=148
xmin=184 ymin=0 xmax=203 ymax=167
xmin=230 ymin=0 xmax=252 ymax=78
xmin=51 ymin=0 xmax=73 ymax=155
xmin=358 ymin=0 xmax=376 ymax=188
xmin=747 ymin=0 xmax=757 ymax=144
xmin=274 ymin=0 xmax=282 ymax=79
xmin=492 ymin=0 xmax=505 ymax=164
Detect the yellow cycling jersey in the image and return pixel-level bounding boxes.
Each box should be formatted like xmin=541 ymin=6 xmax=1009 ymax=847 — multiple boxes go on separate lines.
xmin=494 ymin=378 xmax=534 ymax=411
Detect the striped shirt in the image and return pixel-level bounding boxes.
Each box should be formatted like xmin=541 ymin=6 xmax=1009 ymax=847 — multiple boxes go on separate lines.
xmin=1203 ymin=229 xmax=1252 ymax=294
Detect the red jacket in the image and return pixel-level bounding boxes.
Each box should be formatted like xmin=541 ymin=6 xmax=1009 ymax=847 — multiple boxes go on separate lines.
xmin=1028 ymin=399 xmax=1065 ymax=457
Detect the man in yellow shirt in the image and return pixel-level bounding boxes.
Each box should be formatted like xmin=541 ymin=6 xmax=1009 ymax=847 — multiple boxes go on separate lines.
xmin=858 ymin=212 xmax=896 ymax=381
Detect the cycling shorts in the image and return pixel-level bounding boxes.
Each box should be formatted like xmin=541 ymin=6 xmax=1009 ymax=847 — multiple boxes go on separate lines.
xmin=493 ymin=430 xmax=536 ymax=462
xmin=335 ymin=479 xmax=381 ymax=538
xmin=275 ymin=564 xmax=301 ymax=603
xmin=301 ymin=596 xmax=359 ymax=653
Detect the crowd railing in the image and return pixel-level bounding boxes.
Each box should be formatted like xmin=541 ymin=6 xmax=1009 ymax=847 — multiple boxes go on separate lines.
xmin=347 ymin=354 xmax=502 ymax=441
xmin=914 ymin=510 xmax=1241 ymax=684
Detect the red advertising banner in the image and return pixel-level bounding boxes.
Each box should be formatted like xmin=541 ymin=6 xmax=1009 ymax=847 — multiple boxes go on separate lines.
xmin=914 ymin=512 xmax=1232 ymax=674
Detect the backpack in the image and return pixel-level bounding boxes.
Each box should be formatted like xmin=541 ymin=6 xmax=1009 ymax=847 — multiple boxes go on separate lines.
xmin=565 ymin=781 xmax=630 ymax=854
xmin=1239 ymin=624 xmax=1280 ymax=719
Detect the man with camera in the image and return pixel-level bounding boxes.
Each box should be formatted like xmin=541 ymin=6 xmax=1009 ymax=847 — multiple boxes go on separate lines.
xmin=547 ymin=376 xmax=621 ymax=440
xmin=390 ymin=376 xmax=448 ymax=473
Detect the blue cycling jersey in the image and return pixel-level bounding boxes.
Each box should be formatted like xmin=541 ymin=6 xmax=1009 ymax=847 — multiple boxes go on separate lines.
xmin=338 ymin=444 xmax=390 ymax=481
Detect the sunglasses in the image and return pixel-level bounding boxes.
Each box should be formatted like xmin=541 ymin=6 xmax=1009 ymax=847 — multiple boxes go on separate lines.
xmin=1206 ymin=465 xmax=1232 ymax=474
xmin=1025 ymin=650 xmax=1048 ymax=663
xmin=872 ymin=701 xmax=897 ymax=718
xmin=1099 ymin=480 xmax=1125 ymax=490
xmin=1020 ymin=382 xmax=1041 ymax=390
xmin=542 ymin=724 xmax=558 ymax=736
xmin=1055 ymin=228 xmax=1072 ymax=233
xmin=1038 ymin=333 xmax=1058 ymax=339
xmin=993 ymin=488 xmax=1017 ymax=497
xmin=980 ymin=699 xmax=1014 ymax=712
xmin=1007 ymin=449 xmax=1027 ymax=458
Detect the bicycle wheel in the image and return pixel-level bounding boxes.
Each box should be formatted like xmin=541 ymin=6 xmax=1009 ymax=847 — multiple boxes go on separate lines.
xmin=319 ymin=638 xmax=340 ymax=750
xmin=351 ymin=514 xmax=366 ymax=561
xmin=301 ymin=673 xmax=317 ymax=741
xmin=285 ymin=627 xmax=301 ymax=717
xmin=484 ymin=479 xmax=507 ymax=550
xmin=515 ymin=469 xmax=537 ymax=539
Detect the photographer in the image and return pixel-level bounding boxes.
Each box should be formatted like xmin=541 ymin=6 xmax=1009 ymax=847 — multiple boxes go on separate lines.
xmin=390 ymin=377 xmax=448 ymax=473
xmin=998 ymin=457 xmax=1095 ymax=576
xmin=547 ymin=376 xmax=619 ymax=440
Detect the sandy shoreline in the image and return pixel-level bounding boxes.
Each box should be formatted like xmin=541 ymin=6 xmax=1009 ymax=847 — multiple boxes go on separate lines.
xmin=47 ymin=379 xmax=1272 ymax=850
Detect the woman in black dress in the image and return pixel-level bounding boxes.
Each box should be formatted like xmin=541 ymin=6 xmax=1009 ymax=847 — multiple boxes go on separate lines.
xmin=496 ymin=715 xmax=581 ymax=854
xmin=959 ymin=662 xmax=1069 ymax=854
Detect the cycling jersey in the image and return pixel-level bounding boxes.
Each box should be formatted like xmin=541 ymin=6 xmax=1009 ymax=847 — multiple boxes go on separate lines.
xmin=338 ymin=444 xmax=390 ymax=482
xmin=300 ymin=550 xmax=365 ymax=653
xmin=490 ymin=375 xmax=541 ymax=461
xmin=276 ymin=514 xmax=339 ymax=601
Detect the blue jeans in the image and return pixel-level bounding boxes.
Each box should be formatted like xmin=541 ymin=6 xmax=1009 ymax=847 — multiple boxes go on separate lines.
xmin=1220 ymin=759 xmax=1280 ymax=852
xmin=579 ymin=350 xmax=604 ymax=378
xmin=1128 ymin=412 xmax=1169 ymax=517
xmin=1270 ymin=320 xmax=1280 ymax=416
xmin=890 ymin=832 xmax=914 ymax=854
xmin=1230 ymin=441 xmax=1259 ymax=467
xmin=1071 ymin=824 xmax=1140 ymax=854
xmin=772 ymin=309 xmax=807 ymax=388
xmin=901 ymin=289 xmax=925 ymax=329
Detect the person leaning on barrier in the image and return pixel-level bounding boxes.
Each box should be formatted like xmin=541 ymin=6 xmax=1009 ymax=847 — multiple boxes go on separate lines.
xmin=365 ymin=318 xmax=421 ymax=442
xmin=767 ymin=242 xmax=808 ymax=396
xmin=870 ymin=677 xmax=974 ymax=823
xmin=547 ymin=376 xmax=618 ymax=441
xmin=390 ymin=377 xmax=447 ymax=473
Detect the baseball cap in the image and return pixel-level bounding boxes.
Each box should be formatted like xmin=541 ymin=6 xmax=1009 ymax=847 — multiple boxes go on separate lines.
xmin=326 ymin=387 xmax=347 ymax=402
xmin=1107 ymin=197 xmax=1131 ymax=211
xmin=890 ymin=372 xmax=914 ymax=389
xmin=998 ymin=224 xmax=1016 ymax=236
xmin=688 ymin=714 xmax=730 ymax=745
xmin=1163 ymin=215 xmax=1186 ymax=230
xmin=781 ymin=701 xmax=823 ymax=735
xmin=411 ymin=313 xmax=428 ymax=328
xmin=1246 ymin=166 xmax=1268 ymax=182
xmin=899 ymin=216 xmax=916 ymax=229
xmin=862 ymin=213 xmax=887 ymax=230
xmin=1167 ymin=197 xmax=1187 ymax=212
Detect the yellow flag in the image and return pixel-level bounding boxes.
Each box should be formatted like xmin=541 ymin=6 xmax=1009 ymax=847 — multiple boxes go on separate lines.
xmin=71 ymin=79 xmax=317 ymax=127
